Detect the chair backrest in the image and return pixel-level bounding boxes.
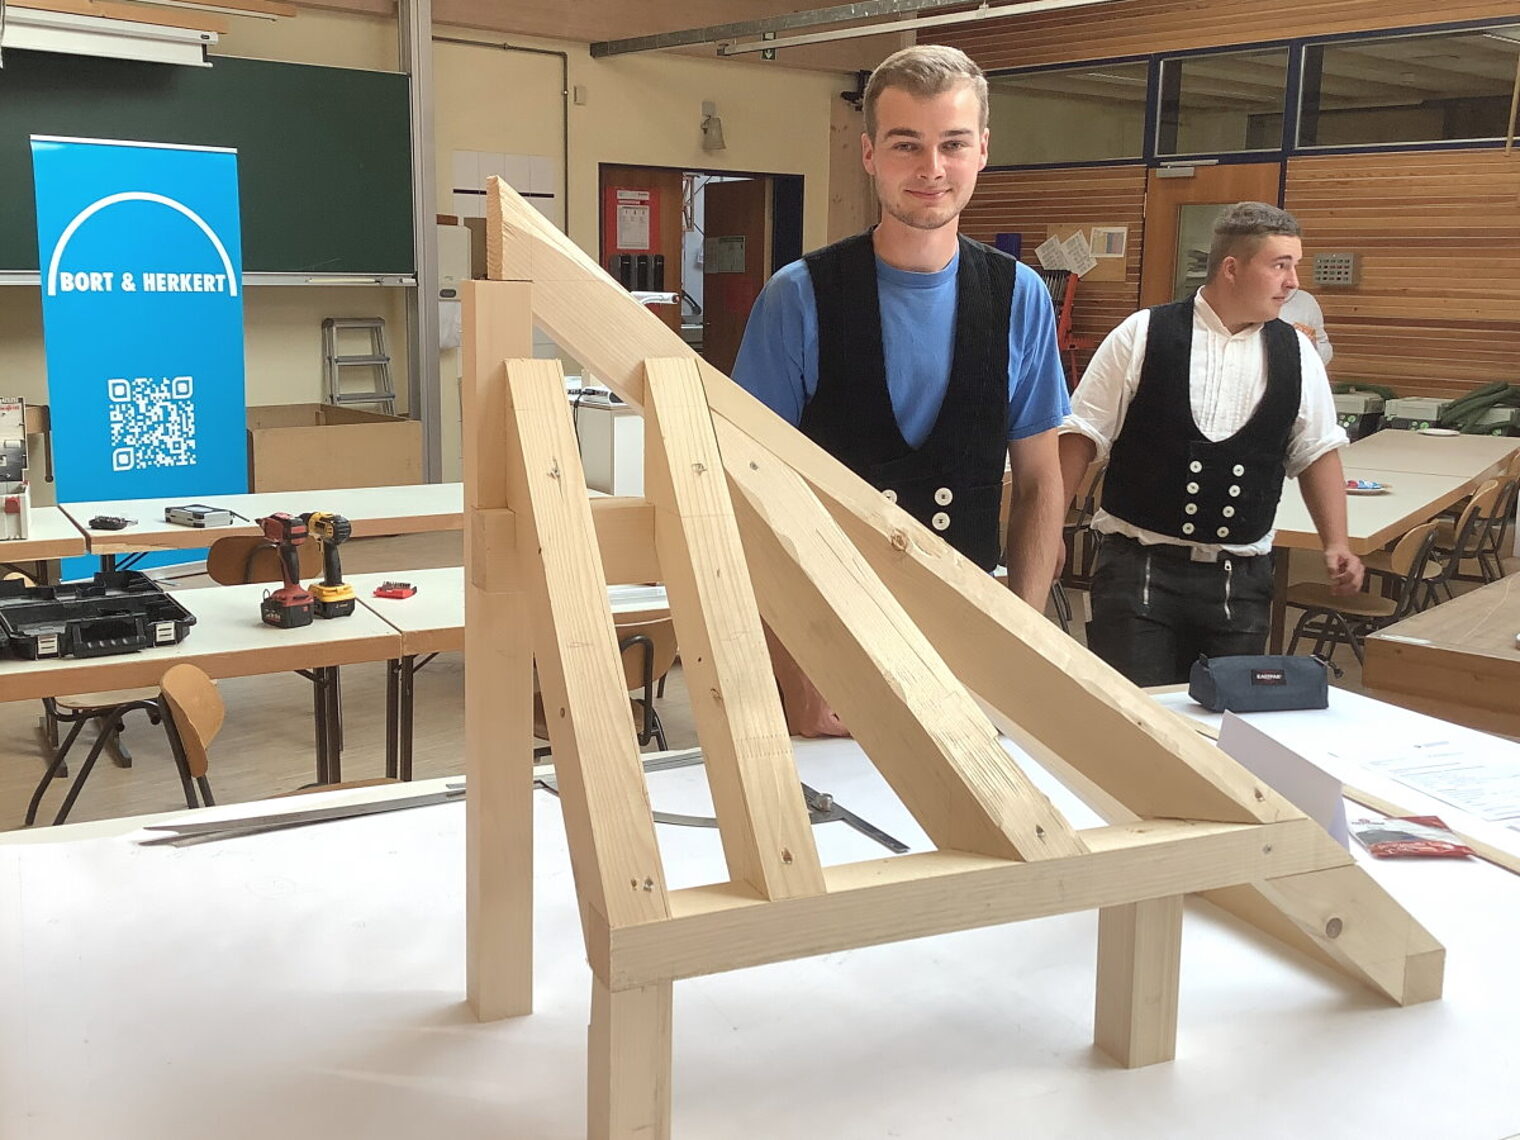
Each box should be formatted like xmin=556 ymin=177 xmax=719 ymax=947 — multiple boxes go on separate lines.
xmin=159 ymin=663 xmax=224 ymax=779
xmin=1387 ymin=521 xmax=1441 ymax=618
xmin=614 ymin=614 xmax=677 ymax=694
xmin=1451 ymin=479 xmax=1503 ymax=556
xmin=206 ymin=535 xmax=319 ymax=586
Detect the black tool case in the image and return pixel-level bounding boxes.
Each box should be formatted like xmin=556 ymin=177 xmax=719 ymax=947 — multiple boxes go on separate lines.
xmin=0 ymin=571 xmax=196 ymax=660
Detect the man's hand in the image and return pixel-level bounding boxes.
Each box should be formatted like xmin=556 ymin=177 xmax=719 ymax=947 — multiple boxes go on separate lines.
xmin=1324 ymin=545 xmax=1364 ymax=595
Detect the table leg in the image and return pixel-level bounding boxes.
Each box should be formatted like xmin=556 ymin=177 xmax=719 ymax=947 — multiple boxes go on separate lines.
xmin=399 ymin=654 xmax=416 ymax=782
xmin=310 ymin=669 xmax=329 ymax=785
xmin=1269 ymin=549 xmax=1289 ymax=654
xmin=385 ymin=658 xmax=400 ymax=780
xmin=323 ymin=666 xmax=343 ymax=784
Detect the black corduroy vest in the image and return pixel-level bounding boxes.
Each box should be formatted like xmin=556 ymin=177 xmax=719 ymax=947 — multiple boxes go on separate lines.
xmin=1103 ymin=299 xmax=1301 ymax=546
xmin=799 ymin=230 xmax=1014 ymax=570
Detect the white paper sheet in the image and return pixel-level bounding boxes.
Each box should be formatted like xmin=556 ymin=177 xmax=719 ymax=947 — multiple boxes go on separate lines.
xmin=1218 ymin=713 xmax=1349 ymax=846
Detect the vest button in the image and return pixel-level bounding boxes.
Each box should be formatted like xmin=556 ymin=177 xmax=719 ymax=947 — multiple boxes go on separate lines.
xmin=1222 ymin=505 xmax=1235 ymax=518
xmin=1233 ymin=464 xmax=1245 ymax=477
xmin=1182 ymin=522 xmax=1195 ymax=535
xmin=1185 ymin=503 xmax=1198 ymax=515
xmin=1189 ymin=460 xmax=1203 ymax=473
xmin=934 ymin=487 xmax=953 ymax=506
xmin=931 ymin=511 xmax=950 ymax=531
xmin=1228 ymin=485 xmax=1241 ymax=497
xmin=1186 ymin=481 xmax=1200 ymax=494
xmin=883 ymin=488 xmax=898 ymax=504
xmin=1217 ymin=526 xmax=1230 ymax=538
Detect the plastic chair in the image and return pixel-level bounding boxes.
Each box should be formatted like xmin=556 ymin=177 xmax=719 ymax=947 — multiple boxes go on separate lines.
xmin=1285 ymin=522 xmax=1440 ymax=666
xmin=533 ymin=613 xmax=678 ymax=757
xmin=26 ymin=663 xmax=218 ymax=826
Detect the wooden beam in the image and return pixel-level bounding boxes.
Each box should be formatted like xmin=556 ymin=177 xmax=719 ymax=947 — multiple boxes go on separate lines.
xmin=642 ymin=358 xmax=826 ymax=901
xmin=1094 ymin=896 xmax=1184 ymax=1068
xmin=502 ymin=358 xmax=670 ymax=931
xmin=462 ymin=282 xmax=535 ymax=1021
xmin=1200 ymin=866 xmax=1445 ymax=1006
xmin=588 ymin=975 xmax=672 ymax=1140
xmin=469 ymin=499 xmax=661 ymax=591
xmin=602 ymin=817 xmax=1350 ymax=990
xmin=482 ymin=177 xmax=1293 ymax=829
xmin=722 ymin=420 xmax=1086 ymax=864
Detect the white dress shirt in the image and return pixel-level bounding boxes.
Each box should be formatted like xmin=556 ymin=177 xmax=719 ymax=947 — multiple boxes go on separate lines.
xmin=1062 ymin=292 xmax=1347 ymax=556
xmin=1278 ymin=289 xmax=1333 ymax=365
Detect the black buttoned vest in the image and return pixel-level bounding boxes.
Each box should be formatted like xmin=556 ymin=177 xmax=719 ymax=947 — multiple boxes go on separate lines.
xmin=800 ymin=231 xmax=1014 ymax=571
xmin=1102 ymin=299 xmax=1300 ymax=546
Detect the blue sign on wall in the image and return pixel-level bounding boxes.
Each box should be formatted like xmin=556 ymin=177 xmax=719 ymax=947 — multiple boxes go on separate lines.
xmin=31 ymin=135 xmax=247 ymax=575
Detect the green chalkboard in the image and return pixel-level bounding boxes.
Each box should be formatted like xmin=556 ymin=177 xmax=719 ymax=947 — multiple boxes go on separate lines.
xmin=0 ymin=49 xmax=414 ymax=274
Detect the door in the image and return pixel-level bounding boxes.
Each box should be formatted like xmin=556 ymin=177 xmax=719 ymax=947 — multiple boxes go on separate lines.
xmin=1139 ymin=163 xmax=1282 ymax=309
xmin=701 ymin=177 xmax=772 ymax=375
xmin=599 ymin=164 xmax=684 ymax=333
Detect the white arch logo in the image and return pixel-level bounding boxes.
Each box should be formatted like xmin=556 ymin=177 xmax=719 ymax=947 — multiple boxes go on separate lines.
xmin=45 ymin=191 xmax=239 ymax=297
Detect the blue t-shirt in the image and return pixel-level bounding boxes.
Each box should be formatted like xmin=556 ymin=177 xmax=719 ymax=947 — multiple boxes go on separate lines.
xmin=731 ymin=249 xmax=1070 ymax=448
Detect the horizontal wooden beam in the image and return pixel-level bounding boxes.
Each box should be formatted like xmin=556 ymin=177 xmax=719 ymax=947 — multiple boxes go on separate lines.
xmin=469 ymin=498 xmax=659 ymax=593
xmin=594 ymin=817 xmax=1350 ymax=990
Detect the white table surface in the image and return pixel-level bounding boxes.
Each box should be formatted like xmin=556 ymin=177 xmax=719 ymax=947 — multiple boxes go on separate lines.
xmin=58 ymin=482 xmax=465 ymax=553
xmin=0 ymin=693 xmax=1515 ymax=1139
xmin=0 ymin=505 xmax=87 ymax=562
xmin=0 ymin=580 xmax=401 ymax=702
xmin=1272 ymin=466 xmax=1472 ymax=553
xmin=1341 ymin=429 xmax=1519 ymax=480
xmin=349 ymin=566 xmax=668 ymax=656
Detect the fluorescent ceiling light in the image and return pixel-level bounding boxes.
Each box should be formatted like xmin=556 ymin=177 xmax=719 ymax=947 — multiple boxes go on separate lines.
xmin=718 ymin=0 xmax=1119 ymax=56
xmin=130 ymin=0 xmax=282 ymax=20
xmin=0 ymin=7 xmax=216 ymax=66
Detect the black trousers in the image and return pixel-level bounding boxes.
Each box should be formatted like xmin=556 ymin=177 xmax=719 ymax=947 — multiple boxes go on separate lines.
xmin=1086 ymin=533 xmax=1274 ymax=687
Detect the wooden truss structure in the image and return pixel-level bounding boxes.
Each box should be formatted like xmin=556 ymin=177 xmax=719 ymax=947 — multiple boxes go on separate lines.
xmin=462 ymin=179 xmax=1443 ymax=1138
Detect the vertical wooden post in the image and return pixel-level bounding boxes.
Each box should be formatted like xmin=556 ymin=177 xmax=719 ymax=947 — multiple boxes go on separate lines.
xmin=1094 ymin=895 xmax=1184 ymax=1068
xmin=463 ymin=280 xmax=536 ymax=1020
xmin=588 ymin=976 xmax=673 ymax=1140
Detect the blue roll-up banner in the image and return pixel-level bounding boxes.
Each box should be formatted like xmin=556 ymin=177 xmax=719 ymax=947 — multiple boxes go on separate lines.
xmin=31 ymin=135 xmax=247 ymax=578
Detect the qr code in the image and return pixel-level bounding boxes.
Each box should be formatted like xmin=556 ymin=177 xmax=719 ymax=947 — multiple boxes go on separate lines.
xmin=107 ymin=376 xmax=196 ymax=472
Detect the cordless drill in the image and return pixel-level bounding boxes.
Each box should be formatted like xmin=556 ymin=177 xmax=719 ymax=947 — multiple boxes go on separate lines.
xmin=259 ymin=512 xmax=315 ymax=629
xmin=302 ymin=511 xmax=356 ymax=619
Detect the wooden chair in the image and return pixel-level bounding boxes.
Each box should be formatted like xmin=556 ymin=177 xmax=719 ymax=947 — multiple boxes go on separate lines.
xmin=26 ymin=663 xmax=218 ymax=827
xmin=33 ymin=535 xmax=318 ymax=788
xmin=534 ymin=612 xmax=679 ymax=757
xmin=1286 ymin=521 xmax=1440 ymax=665
xmin=1429 ymin=479 xmax=1504 ymax=592
xmin=1062 ymin=463 xmax=1105 ymax=591
xmin=1478 ymin=456 xmax=1518 ymax=576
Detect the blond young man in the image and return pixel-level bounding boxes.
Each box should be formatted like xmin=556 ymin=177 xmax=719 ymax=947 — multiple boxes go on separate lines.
xmin=733 ymin=44 xmax=1068 ymax=604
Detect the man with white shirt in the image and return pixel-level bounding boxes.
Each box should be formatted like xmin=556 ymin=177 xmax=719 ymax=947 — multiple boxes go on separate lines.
xmin=1057 ymin=202 xmax=1362 ymax=686
xmin=1279 ymin=287 xmax=1333 ymax=366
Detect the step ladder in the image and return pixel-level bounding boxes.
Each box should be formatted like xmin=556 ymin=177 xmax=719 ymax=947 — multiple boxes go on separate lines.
xmin=322 ymin=317 xmax=396 ymax=415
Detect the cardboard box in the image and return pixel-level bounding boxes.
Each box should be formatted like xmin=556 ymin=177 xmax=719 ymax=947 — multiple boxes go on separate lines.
xmin=247 ymin=404 xmax=421 ymax=492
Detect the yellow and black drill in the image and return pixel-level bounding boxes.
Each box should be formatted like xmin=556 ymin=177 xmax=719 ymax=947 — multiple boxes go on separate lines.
xmin=301 ymin=511 xmax=356 ymax=619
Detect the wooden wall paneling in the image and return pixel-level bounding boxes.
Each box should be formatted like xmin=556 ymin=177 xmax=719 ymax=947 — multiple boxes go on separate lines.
xmin=961 ymin=166 xmax=1146 ymax=374
xmin=1285 ymin=150 xmax=1520 ymax=398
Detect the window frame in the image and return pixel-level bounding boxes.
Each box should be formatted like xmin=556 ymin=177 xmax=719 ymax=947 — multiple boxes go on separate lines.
xmin=979 ymin=14 xmax=1520 ymax=173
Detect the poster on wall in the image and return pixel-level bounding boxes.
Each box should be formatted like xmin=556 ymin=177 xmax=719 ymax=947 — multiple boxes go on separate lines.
xmin=30 ymin=135 xmax=247 ymax=576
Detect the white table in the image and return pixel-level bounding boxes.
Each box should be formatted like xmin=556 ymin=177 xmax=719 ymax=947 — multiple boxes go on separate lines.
xmin=1272 ymin=466 xmax=1473 ymax=555
xmin=0 ymin=505 xmax=87 ymax=567
xmin=1339 ymin=429 xmax=1519 ymax=480
xmin=0 ymin=581 xmax=403 ymax=795
xmin=58 ymin=482 xmax=464 ymax=557
xmin=0 ymin=692 xmax=1515 ymax=1138
xmin=347 ymin=568 xmax=669 ymax=778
